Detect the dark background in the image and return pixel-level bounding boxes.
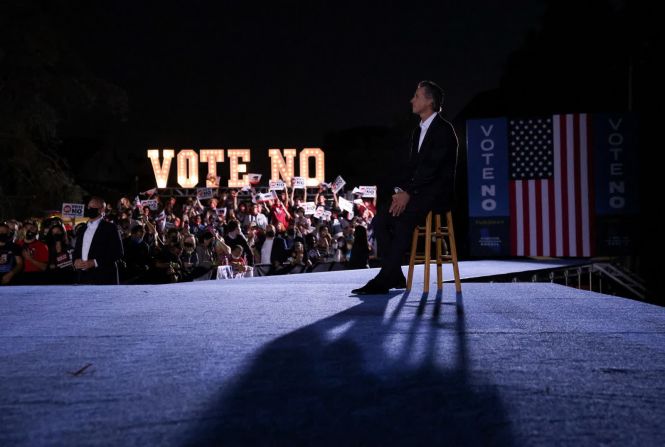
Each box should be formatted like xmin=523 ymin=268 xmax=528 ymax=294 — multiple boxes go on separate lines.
xmin=0 ymin=0 xmax=661 ymax=299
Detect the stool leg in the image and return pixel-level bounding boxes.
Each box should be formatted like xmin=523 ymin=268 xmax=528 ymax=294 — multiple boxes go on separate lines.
xmin=406 ymin=224 xmax=419 ymax=291
xmin=423 ymin=212 xmax=432 ymax=293
xmin=447 ymin=212 xmax=462 ymax=293
xmin=435 ymin=213 xmax=443 ymax=290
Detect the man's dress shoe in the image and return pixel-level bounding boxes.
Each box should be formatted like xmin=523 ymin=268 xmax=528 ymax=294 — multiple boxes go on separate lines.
xmin=351 ymin=280 xmax=389 ymax=295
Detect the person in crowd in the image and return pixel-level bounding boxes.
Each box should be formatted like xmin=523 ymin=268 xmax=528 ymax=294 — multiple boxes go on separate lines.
xmin=224 ymin=219 xmax=254 ymax=265
xmin=228 ymin=245 xmax=248 ymax=277
xmin=153 ymin=239 xmax=184 ymax=283
xmin=288 ymin=241 xmax=310 ymax=268
xmin=180 ymin=235 xmax=199 ymax=280
xmin=242 ymin=203 xmax=269 ymax=230
xmin=269 ymin=196 xmax=291 ymax=231
xmin=353 ymin=80 xmax=459 ymax=294
xmin=304 ymin=232 xmax=321 ymax=267
xmin=16 ymin=221 xmax=49 ymax=284
xmin=195 ymin=231 xmax=217 ymax=279
xmin=122 ymin=224 xmax=151 ymax=283
xmin=257 ymin=224 xmax=289 ymax=273
xmin=45 ymin=224 xmax=75 ymax=284
xmin=0 ymin=222 xmax=24 ymax=285
xmin=348 ymin=224 xmax=371 ymax=269
xmin=73 ymin=196 xmax=124 ymax=285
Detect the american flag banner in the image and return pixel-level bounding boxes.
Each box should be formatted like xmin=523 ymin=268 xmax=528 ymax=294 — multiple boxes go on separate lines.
xmin=466 ymin=113 xmax=638 ymax=258
xmin=509 ymin=115 xmax=592 ymax=256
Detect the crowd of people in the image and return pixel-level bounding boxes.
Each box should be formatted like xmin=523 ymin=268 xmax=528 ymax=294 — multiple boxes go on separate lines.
xmin=0 ymin=183 xmax=378 ymax=286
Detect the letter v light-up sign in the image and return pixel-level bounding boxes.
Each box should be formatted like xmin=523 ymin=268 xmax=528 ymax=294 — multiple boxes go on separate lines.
xmin=147 ymin=149 xmax=175 ymax=188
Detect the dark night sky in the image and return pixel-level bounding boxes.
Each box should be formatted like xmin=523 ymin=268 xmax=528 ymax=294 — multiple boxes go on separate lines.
xmin=54 ymin=1 xmax=547 ymax=152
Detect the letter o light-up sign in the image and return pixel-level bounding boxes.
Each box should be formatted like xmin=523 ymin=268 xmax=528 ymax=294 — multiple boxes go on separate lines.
xmin=299 ymin=148 xmax=325 ymax=187
xmin=177 ymin=149 xmax=199 ymax=188
xmin=147 ymin=148 xmax=325 ymax=188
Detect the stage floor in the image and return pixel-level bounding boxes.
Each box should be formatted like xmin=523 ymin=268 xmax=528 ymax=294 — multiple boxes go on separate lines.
xmin=1 ymin=263 xmax=663 ymax=446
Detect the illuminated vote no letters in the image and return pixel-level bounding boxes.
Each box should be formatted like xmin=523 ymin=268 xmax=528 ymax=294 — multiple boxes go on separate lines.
xmin=147 ymin=148 xmax=325 ymax=188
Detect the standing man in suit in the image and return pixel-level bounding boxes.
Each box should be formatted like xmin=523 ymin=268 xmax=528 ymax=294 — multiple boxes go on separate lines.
xmin=74 ymin=196 xmax=124 ymax=285
xmin=352 ymin=81 xmax=458 ymax=295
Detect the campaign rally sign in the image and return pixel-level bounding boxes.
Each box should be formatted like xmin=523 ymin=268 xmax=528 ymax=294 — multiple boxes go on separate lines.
xmin=142 ymin=199 xmax=159 ymax=211
xmin=248 ymin=173 xmax=262 ymax=185
xmin=256 ymin=192 xmax=277 ymax=203
xmin=292 ymin=176 xmax=306 ymax=189
xmin=313 ymin=206 xmax=325 ymax=219
xmin=196 ymin=188 xmax=215 ymax=200
xmin=304 ymin=202 xmax=317 ymax=215
xmin=332 ymin=175 xmax=346 ymax=193
xmin=61 ymin=203 xmax=84 ymax=218
xmin=337 ymin=196 xmax=354 ymax=213
xmin=269 ymin=180 xmax=286 ymax=190
xmin=359 ymin=186 xmax=376 ymax=198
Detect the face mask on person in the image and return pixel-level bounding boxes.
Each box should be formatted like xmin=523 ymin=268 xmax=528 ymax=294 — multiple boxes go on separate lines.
xmin=51 ymin=233 xmax=64 ymax=241
xmin=85 ymin=207 xmax=100 ymax=219
xmin=25 ymin=231 xmax=37 ymax=241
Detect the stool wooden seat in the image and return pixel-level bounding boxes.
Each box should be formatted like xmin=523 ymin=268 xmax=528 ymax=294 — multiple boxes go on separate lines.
xmin=406 ymin=211 xmax=461 ymax=293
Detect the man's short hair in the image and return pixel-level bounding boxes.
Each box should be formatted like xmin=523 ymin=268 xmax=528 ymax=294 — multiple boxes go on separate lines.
xmin=418 ymin=80 xmax=444 ymax=112
xmin=89 ymin=196 xmax=106 ymax=208
xmin=226 ymin=219 xmax=239 ymax=232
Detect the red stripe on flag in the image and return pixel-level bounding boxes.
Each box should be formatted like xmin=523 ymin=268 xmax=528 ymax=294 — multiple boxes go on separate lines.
xmin=586 ymin=114 xmax=596 ymax=256
xmin=510 ymin=180 xmax=517 ymax=256
xmin=560 ymin=116 xmax=570 ymax=257
xmin=573 ymin=114 xmax=583 ymax=256
xmin=524 ymin=181 xmax=531 ymax=255
xmin=548 ymin=178 xmax=556 ymax=257
xmin=536 ymin=180 xmax=543 ymax=255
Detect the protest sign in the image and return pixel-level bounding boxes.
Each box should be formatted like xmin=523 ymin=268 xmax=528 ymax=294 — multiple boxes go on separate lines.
xmin=269 ymin=180 xmax=285 ymax=190
xmin=196 ymin=188 xmax=215 ymax=200
xmin=61 ymin=203 xmax=84 ymax=219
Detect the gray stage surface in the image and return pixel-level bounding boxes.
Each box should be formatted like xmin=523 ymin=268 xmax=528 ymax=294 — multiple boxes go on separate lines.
xmin=1 ymin=262 xmax=664 ymax=446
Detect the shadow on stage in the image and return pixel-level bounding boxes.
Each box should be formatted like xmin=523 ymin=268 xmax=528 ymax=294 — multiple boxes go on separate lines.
xmin=184 ymin=291 xmax=518 ymax=446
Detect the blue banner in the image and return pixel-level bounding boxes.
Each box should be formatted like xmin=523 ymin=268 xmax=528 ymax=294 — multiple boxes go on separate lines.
xmin=593 ymin=113 xmax=639 ymax=215
xmin=466 ymin=118 xmax=510 ymax=217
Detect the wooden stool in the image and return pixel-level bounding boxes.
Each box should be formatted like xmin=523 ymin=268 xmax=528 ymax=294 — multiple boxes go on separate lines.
xmin=406 ymin=211 xmax=461 ymax=293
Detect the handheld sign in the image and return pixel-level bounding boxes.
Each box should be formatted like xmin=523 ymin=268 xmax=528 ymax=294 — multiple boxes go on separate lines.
xmin=292 ymin=176 xmax=306 ymax=189
xmin=61 ymin=203 xmax=84 ymax=219
xmin=196 ymin=188 xmax=215 ymax=200
xmin=322 ymin=210 xmax=332 ymax=221
xmin=256 ymin=192 xmax=276 ymax=203
xmin=142 ymin=199 xmax=159 ymax=211
xmin=248 ymin=173 xmax=262 ymax=186
xmin=314 ymin=206 xmax=325 ymax=219
xmin=332 ymin=175 xmax=346 ymax=194
xmin=337 ymin=196 xmax=354 ymax=213
xmin=359 ymin=186 xmax=376 ymax=198
xmin=304 ymin=202 xmax=317 ymax=215
xmin=216 ymin=208 xmax=227 ymax=217
xmin=269 ymin=180 xmax=285 ymax=191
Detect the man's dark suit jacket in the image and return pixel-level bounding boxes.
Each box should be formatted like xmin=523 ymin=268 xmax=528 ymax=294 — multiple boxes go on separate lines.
xmin=74 ymin=219 xmax=124 ymax=285
xmin=270 ymin=235 xmax=289 ymax=265
xmin=392 ymin=113 xmax=459 ymax=213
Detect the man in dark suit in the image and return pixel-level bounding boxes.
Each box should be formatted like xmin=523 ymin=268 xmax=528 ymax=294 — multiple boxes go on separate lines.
xmin=74 ymin=196 xmax=124 ymax=285
xmin=352 ymin=81 xmax=458 ymax=295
